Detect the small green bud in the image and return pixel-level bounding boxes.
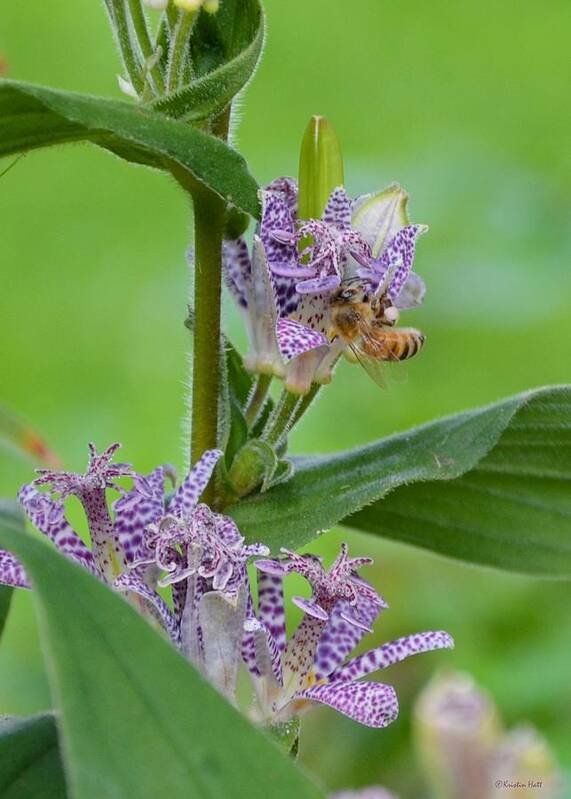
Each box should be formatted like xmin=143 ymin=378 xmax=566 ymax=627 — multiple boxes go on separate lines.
xmin=226 ymin=439 xmax=277 ymax=499
xmin=224 ymin=207 xmax=250 ymax=240
xmin=297 ymin=115 xmax=344 ymax=221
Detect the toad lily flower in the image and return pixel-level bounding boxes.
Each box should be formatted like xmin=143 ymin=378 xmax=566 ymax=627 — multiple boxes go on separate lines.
xmin=244 ymin=544 xmax=453 ymax=728
xmin=223 ymin=179 xmax=428 ymax=394
xmin=0 ymin=443 xmax=177 ymax=633
xmin=118 ymin=448 xmax=269 ymax=698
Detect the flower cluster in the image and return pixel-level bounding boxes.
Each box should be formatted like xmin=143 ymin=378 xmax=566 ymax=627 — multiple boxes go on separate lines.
xmin=223 ymin=179 xmax=427 ymax=393
xmin=1 ymin=442 xmax=453 ymax=730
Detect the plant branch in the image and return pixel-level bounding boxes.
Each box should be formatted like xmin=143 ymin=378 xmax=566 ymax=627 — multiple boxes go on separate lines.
xmin=261 ymin=390 xmax=302 ymax=447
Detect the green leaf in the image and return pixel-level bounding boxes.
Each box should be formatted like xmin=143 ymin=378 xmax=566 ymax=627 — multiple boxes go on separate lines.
xmin=0 ymin=501 xmax=27 ymax=639
xmin=0 ymin=714 xmax=67 ymax=799
xmin=0 ymin=80 xmax=260 ymax=217
xmin=230 ymin=386 xmax=571 ymax=576
xmin=0 ymin=528 xmax=324 ymax=799
xmin=152 ymin=0 xmax=264 ymax=122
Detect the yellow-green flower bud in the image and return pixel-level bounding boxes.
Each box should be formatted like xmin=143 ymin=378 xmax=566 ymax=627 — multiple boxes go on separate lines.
xmin=297 ymin=115 xmax=344 ymax=221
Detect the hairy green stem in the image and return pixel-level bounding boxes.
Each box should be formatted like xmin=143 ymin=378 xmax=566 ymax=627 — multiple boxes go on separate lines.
xmin=190 ymin=185 xmax=226 ymax=485
xmin=126 ymin=0 xmax=166 ymax=95
xmin=262 ymin=390 xmax=302 ymax=447
xmin=244 ymin=374 xmax=273 ymax=427
xmin=110 ymin=0 xmax=145 ymax=94
xmin=166 ymin=9 xmax=195 ymax=92
xmin=290 ymin=382 xmax=322 ymax=428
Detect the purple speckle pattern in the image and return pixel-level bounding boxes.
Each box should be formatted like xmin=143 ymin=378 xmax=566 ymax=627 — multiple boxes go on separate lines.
xmin=358 ymin=224 xmax=426 ymax=302
xmin=246 ymin=543 xmax=453 ymax=730
xmin=242 ymin=613 xmax=283 ymax=683
xmin=222 ymin=238 xmax=251 ymax=310
xmin=300 ymin=680 xmax=399 ymax=728
xmin=113 ymin=466 xmax=171 ymax=563
xmin=330 ymin=631 xmax=455 ymax=684
xmin=257 ymin=571 xmax=286 ymax=652
xmin=265 ymin=176 xmax=298 ymax=212
xmin=18 ymin=484 xmax=97 ymax=575
xmin=260 ymin=191 xmax=298 ymax=278
xmin=33 ymin=442 xmax=134 ymax=580
xmin=280 ymin=544 xmax=379 ymax=616
xmin=277 ymin=317 xmax=327 ymax=362
xmin=114 ymin=569 xmax=180 ymax=646
xmin=168 ymin=449 xmax=222 ymax=519
xmin=323 ymin=186 xmax=352 ymax=229
xmin=279 ymin=545 xmax=380 ymax=686
xmin=313 ymin=592 xmax=385 ymax=680
xmin=0 ymin=550 xmax=30 ymax=588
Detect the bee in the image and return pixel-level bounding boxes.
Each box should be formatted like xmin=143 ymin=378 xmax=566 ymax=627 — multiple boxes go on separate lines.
xmin=328 ymin=277 xmax=425 ymax=386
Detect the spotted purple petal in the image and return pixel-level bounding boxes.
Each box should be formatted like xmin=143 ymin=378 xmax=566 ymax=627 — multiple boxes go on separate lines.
xmin=265 ymin=176 xmax=298 ymax=212
xmin=329 ymin=631 xmax=454 ymax=684
xmin=313 ymin=592 xmax=385 ymax=680
xmin=260 ymin=192 xmax=298 ymax=277
xmin=372 ymin=224 xmax=427 ymax=301
xmin=243 ymin=615 xmax=283 ymax=684
xmin=223 ymin=238 xmax=252 ymax=310
xmin=276 ymin=318 xmax=328 ymax=363
xmin=0 ymin=550 xmax=30 ymax=588
xmin=301 ymin=680 xmax=399 ymax=728
xmin=18 ymin=484 xmax=97 ymax=575
xmin=257 ymin=570 xmax=286 ymax=652
xmin=291 ymin=292 xmax=330 ymax=337
xmin=168 ymin=449 xmax=222 ymax=519
xmin=323 ymin=186 xmax=352 ymax=230
xmin=113 ymin=466 xmax=170 ymax=563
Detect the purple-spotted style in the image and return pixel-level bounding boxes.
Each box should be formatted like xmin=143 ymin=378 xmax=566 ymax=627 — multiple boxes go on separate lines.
xmin=223 ymin=179 xmax=427 ymax=393
xmin=244 ymin=544 xmax=453 ymax=728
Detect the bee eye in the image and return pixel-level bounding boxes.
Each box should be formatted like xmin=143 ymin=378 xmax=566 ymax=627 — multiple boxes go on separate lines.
xmin=340 ymin=290 xmax=353 ymax=300
xmin=362 ymin=294 xmax=369 ymax=303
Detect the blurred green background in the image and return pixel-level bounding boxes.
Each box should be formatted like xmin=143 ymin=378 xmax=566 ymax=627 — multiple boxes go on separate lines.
xmin=0 ymin=1 xmax=570 ymax=796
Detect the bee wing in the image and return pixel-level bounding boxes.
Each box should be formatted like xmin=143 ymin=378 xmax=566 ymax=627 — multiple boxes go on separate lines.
xmin=346 ymin=341 xmax=390 ymax=388
xmin=346 ymin=324 xmax=407 ymax=388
